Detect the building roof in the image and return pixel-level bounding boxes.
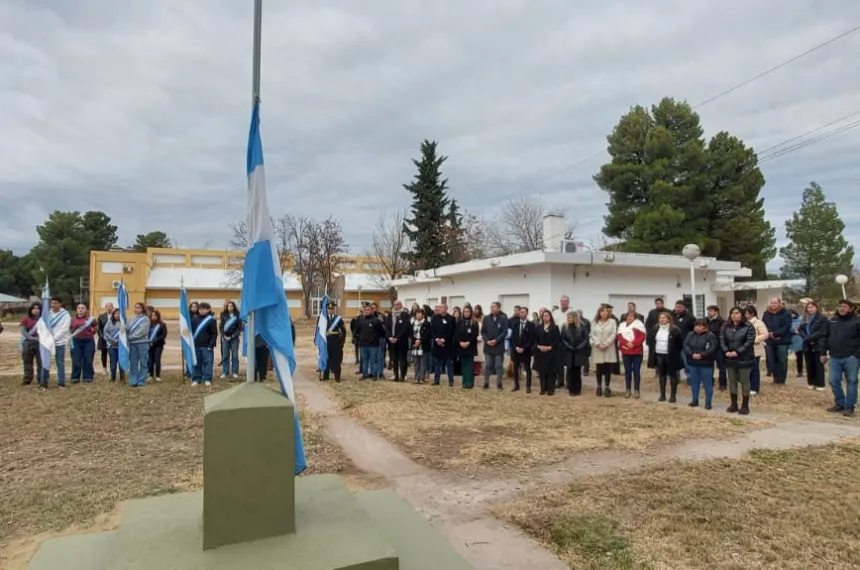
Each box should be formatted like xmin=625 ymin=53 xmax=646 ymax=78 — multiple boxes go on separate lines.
xmin=0 ymin=292 xmax=27 ymax=303
xmin=146 ymin=267 xmax=302 ymax=291
xmin=391 ymin=250 xmax=749 ymax=287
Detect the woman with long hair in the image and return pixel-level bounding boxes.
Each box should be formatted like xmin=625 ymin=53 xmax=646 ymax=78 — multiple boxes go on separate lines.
xmin=798 ymin=300 xmax=826 ymax=390
xmin=220 ymin=301 xmax=242 ymax=379
xmin=790 ymin=309 xmax=804 ymax=378
xmin=721 ymin=307 xmax=756 ymax=415
xmin=454 ymin=305 xmax=478 ymax=389
xmin=617 ymin=311 xmax=646 ymax=398
xmin=19 ymin=302 xmax=42 ymax=386
xmin=103 ymin=308 xmax=124 ymax=383
xmin=410 ymin=307 xmax=431 ymax=384
xmin=69 ymin=303 xmax=98 ymax=384
xmin=590 ymin=305 xmax=618 ymax=397
xmin=647 ymin=311 xmax=684 ymax=402
xmin=472 ymin=304 xmax=484 ymax=378
xmin=148 ymin=310 xmax=167 ymax=382
xmin=743 ymin=306 xmax=769 ymax=395
xmin=534 ymin=309 xmax=561 ymax=395
xmin=452 ymin=306 xmax=463 ymax=377
xmin=127 ymin=302 xmax=151 ymax=387
xmin=561 ymin=310 xmax=589 ymax=396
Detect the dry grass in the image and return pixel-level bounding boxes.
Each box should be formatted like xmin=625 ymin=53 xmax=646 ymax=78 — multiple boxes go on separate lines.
xmin=495 ymin=441 xmax=860 ymax=569
xmin=325 ymin=378 xmax=764 ymax=475
xmin=0 ymin=369 xmax=357 ymax=565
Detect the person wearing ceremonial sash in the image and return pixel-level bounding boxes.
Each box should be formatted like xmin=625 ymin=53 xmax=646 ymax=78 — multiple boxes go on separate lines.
xmin=19 ymin=303 xmax=42 ymax=386
xmin=384 ymin=300 xmax=411 ymax=382
xmin=148 ymin=310 xmax=167 ymax=382
xmin=97 ymin=303 xmax=114 ymax=376
xmin=69 ymin=304 xmax=98 ymax=384
xmin=48 ymin=297 xmax=71 ymax=388
xmin=104 ymin=309 xmax=125 ymax=383
xmin=454 ymin=305 xmax=479 ymax=389
xmin=323 ymin=302 xmax=346 ymax=382
xmin=126 ymin=302 xmax=151 ymax=387
xmin=191 ymin=302 xmax=218 ymax=386
xmin=219 ymin=301 xmax=243 ymax=379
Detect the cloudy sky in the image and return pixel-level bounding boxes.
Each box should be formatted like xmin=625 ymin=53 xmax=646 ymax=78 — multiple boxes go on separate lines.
xmin=1 ymin=0 xmax=858 ymax=270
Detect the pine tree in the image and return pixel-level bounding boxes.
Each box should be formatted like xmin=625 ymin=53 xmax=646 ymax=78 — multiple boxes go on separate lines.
xmin=443 ymin=198 xmax=467 ymax=264
xmin=595 ymin=97 xmax=775 ymax=277
xmin=780 ymin=182 xmax=854 ymax=300
xmin=403 ymin=140 xmax=450 ymax=270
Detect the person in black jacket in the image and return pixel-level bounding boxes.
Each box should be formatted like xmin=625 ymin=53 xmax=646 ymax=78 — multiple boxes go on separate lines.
xmin=147 ymin=310 xmax=168 ymax=382
xmin=561 ymin=311 xmax=590 ymax=396
xmin=356 ymin=304 xmax=385 ymax=380
xmin=431 ymin=304 xmax=457 ymax=386
xmin=191 ymin=302 xmax=219 ymax=386
xmin=219 ymin=301 xmax=243 ymax=379
xmin=534 ymin=310 xmax=561 ymax=395
xmin=510 ymin=306 xmax=535 ymax=392
xmin=684 ymin=318 xmax=719 ymax=409
xmin=97 ymin=302 xmax=113 ymax=376
xmin=822 ymin=299 xmax=860 ymax=417
xmin=647 ymin=311 xmax=685 ymax=402
xmin=720 ymin=307 xmax=756 ymax=415
xmin=706 ymin=305 xmax=727 ymax=391
xmin=322 ymin=302 xmax=347 ymax=382
xmin=454 ymin=306 xmax=479 ymax=389
xmin=673 ymin=300 xmax=695 ymax=383
xmin=385 ymin=300 xmax=411 ymax=382
xmin=350 ymin=309 xmax=362 ymax=373
xmin=798 ymin=301 xmax=827 ymax=390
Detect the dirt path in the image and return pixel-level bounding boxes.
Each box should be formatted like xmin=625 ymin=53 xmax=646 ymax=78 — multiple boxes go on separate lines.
xmin=296 ymin=374 xmax=860 ymax=570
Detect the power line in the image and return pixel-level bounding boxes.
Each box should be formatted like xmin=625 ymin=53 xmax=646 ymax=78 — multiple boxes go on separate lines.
xmin=756 ymin=109 xmax=860 ymax=156
xmin=551 ymin=23 xmax=860 ymax=177
xmin=759 ymin=119 xmax=860 ymax=164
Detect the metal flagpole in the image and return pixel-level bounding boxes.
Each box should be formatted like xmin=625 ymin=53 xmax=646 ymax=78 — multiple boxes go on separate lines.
xmin=245 ymin=0 xmax=262 ymax=383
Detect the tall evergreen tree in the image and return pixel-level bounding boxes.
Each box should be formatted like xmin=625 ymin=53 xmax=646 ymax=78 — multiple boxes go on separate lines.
xmin=780 ymin=182 xmax=854 ymax=300
xmin=595 ymin=97 xmax=775 ymax=277
xmin=30 ymin=211 xmax=93 ymax=303
xmin=82 ymin=211 xmax=119 ymax=251
xmin=403 ymin=139 xmax=450 ymax=269
xmin=443 ymin=198 xmax=467 ymax=264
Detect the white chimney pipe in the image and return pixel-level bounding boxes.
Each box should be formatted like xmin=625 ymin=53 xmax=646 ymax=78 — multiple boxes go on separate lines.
xmin=542 ymin=214 xmax=566 ymax=252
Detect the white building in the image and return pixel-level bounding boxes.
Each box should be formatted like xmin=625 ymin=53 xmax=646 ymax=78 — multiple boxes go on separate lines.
xmin=392 ymin=215 xmax=799 ymax=317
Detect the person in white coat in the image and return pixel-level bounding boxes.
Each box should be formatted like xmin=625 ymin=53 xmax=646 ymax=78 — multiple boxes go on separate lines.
xmin=589 ymin=305 xmax=618 ymax=397
xmin=48 ymin=297 xmax=71 ymax=389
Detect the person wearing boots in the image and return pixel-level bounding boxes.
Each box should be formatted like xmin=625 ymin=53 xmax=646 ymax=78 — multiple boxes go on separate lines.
xmin=323 ymin=302 xmax=346 ymax=382
xmin=647 ymin=311 xmax=684 ymax=403
xmin=561 ymin=310 xmax=590 ymax=396
xmin=510 ymin=306 xmax=535 ymax=392
xmin=454 ymin=305 xmax=479 ymax=389
xmin=590 ymin=305 xmax=618 ymax=397
xmin=684 ymin=318 xmax=719 ymax=409
xmin=720 ymin=307 xmax=756 ymax=415
xmin=534 ymin=309 xmax=561 ymax=395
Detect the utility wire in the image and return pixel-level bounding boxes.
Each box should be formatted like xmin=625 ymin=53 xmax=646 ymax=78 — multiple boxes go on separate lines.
xmin=756 ymin=109 xmax=860 ymax=156
xmin=758 ymin=119 xmax=860 ymax=164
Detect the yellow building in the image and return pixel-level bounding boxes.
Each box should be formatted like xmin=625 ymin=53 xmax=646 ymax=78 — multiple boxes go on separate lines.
xmin=88 ymin=248 xmax=391 ymax=320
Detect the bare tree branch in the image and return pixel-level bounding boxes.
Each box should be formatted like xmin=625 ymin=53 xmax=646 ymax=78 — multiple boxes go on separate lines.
xmin=368 ymin=209 xmax=410 ymax=301
xmin=483 ymin=195 xmax=576 ymax=255
xmin=316 ymin=216 xmax=349 ymax=295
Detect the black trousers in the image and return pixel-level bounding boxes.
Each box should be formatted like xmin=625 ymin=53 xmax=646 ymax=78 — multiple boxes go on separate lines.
xmin=539 ymin=369 xmax=554 ymax=394
xmin=513 ymin=357 xmax=532 ymax=389
xmin=254 ymin=345 xmax=269 ymax=381
xmin=22 ymin=341 xmax=41 ymax=384
xmin=567 ymin=365 xmax=582 ymax=395
xmin=389 ymin=344 xmax=408 ymax=379
xmin=794 ymin=351 xmax=804 ymax=375
xmin=595 ymin=363 xmax=612 ymax=387
xmin=803 ymin=347 xmax=824 ymax=387
xmin=148 ymin=345 xmax=163 ymax=377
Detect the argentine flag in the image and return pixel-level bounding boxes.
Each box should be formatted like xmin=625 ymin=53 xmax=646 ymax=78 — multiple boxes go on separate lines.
xmin=117 ymin=282 xmax=131 ymax=371
xmin=179 ymin=287 xmax=197 ymax=376
xmin=314 ymin=294 xmax=330 ymax=372
xmin=36 ymin=279 xmax=54 ymax=371
xmin=240 ymin=101 xmax=307 ymax=475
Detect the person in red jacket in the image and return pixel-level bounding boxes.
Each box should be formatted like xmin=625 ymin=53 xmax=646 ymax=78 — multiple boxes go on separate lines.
xmin=617 ymin=311 xmax=647 ymax=398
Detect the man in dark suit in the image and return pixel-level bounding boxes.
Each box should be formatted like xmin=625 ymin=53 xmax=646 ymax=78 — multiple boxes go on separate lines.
xmin=510 ymin=306 xmax=535 ymax=392
xmin=385 ymin=299 xmax=411 ymax=382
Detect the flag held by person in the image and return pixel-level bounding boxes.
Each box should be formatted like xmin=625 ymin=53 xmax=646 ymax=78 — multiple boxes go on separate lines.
xmin=179 ymin=285 xmax=197 ymax=376
xmin=117 ymin=281 xmax=131 ymax=371
xmin=314 ymin=294 xmax=330 ymax=373
xmin=239 ymin=101 xmax=307 ymax=475
xmin=36 ymin=278 xmax=54 ymax=371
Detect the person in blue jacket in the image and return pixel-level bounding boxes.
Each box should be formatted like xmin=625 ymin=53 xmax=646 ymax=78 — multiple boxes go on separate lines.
xmin=789 ymin=309 xmax=804 ymax=378
xmin=761 ymin=297 xmax=792 ymax=385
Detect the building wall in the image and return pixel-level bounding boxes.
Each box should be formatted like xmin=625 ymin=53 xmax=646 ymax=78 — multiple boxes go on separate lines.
xmin=395 ymin=264 xmax=722 ymax=318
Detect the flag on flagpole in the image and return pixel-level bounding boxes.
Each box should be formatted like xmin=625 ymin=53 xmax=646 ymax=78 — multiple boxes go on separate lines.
xmin=240 ymin=101 xmax=306 ymax=475
xmin=179 ymin=286 xmax=197 ymax=376
xmin=314 ymin=294 xmax=330 ymax=372
xmin=36 ymin=278 xmax=54 ymax=371
xmin=117 ymin=281 xmax=131 ymax=371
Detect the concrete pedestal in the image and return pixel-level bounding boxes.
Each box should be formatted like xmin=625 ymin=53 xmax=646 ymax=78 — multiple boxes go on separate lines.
xmin=28 ymin=383 xmax=473 ymax=570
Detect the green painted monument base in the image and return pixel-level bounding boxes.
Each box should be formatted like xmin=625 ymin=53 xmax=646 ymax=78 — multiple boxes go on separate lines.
xmin=29 ymin=383 xmax=473 ymax=569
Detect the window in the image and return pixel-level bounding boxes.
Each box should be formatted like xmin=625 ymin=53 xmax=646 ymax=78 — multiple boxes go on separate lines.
xmin=311 ymin=295 xmax=338 ymax=317
xmin=100 ymin=262 xmax=124 ymax=274
xmin=682 ymin=294 xmax=706 ymax=318
xmin=363 ymin=262 xmax=384 ymax=271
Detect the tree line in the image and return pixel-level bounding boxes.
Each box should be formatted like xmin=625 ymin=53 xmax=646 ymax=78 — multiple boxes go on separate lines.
xmin=0 ymin=210 xmax=172 ymax=303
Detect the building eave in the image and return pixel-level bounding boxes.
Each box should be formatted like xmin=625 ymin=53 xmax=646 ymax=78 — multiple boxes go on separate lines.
xmin=711 ymin=279 xmax=806 ymax=292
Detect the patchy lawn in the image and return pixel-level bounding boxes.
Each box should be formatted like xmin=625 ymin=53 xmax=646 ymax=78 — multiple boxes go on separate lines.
xmin=495 ymin=442 xmax=860 ymax=569
xmin=325 ymin=379 xmax=764 ymax=475
xmin=0 ymin=371 xmax=358 ymax=567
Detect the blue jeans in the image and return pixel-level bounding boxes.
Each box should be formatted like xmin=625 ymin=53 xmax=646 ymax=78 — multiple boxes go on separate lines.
xmin=70 ymin=337 xmax=95 ymax=382
xmin=221 ymin=336 xmax=240 ymax=376
xmin=433 ymin=357 xmax=454 ymax=385
xmin=109 ymin=347 xmax=120 ymax=381
xmin=129 ymin=342 xmax=149 ymax=386
xmin=750 ymin=356 xmax=761 ymax=393
xmin=623 ymin=354 xmax=642 ymax=391
xmin=360 ymin=346 xmax=380 ymax=378
xmin=193 ymin=346 xmax=214 ymax=382
xmin=689 ymin=364 xmax=714 ymax=406
xmin=766 ymin=344 xmax=789 ymax=383
xmin=830 ymin=355 xmax=859 ymax=409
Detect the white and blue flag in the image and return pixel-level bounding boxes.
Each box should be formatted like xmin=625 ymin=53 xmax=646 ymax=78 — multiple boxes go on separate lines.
xmin=314 ymin=294 xmax=330 ymax=372
xmin=179 ymin=286 xmax=197 ymax=376
xmin=117 ymin=281 xmax=130 ymax=371
xmin=240 ymin=101 xmax=307 ymax=475
xmin=36 ymin=278 xmax=54 ymax=371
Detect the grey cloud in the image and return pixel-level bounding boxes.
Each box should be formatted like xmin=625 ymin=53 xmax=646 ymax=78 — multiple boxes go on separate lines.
xmin=1 ymin=0 xmax=858 ymax=266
